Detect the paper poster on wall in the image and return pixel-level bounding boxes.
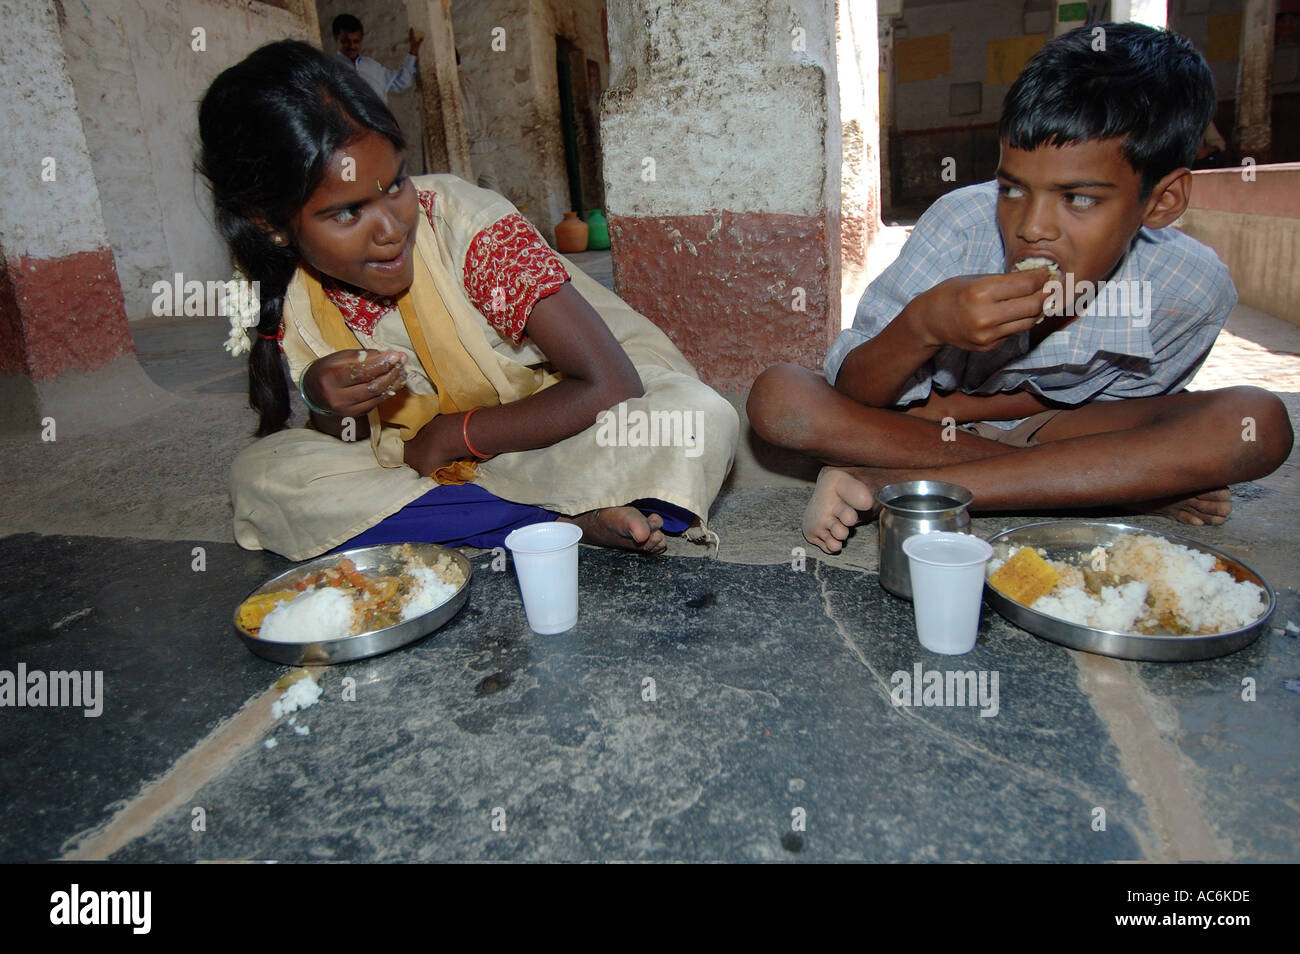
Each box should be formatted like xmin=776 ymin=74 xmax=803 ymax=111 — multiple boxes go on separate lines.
xmin=987 ymin=34 xmax=1046 ymax=86
xmin=896 ymin=33 xmax=951 ymax=84
xmin=1206 ymin=13 xmax=1242 ymax=62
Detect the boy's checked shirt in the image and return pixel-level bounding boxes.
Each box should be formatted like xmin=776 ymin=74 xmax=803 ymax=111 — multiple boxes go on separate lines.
xmin=824 ymin=181 xmax=1236 ymax=428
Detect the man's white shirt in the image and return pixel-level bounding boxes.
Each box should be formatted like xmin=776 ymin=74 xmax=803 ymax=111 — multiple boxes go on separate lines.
xmin=335 ymin=51 xmax=417 ymax=105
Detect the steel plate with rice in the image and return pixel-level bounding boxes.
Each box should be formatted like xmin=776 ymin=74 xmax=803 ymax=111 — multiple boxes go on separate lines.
xmin=233 ymin=543 xmax=472 ymax=665
xmin=983 ymin=521 xmax=1275 ymax=661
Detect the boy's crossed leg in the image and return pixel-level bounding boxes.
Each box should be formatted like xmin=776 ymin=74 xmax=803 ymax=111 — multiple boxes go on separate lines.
xmin=748 ymin=364 xmax=1293 ymax=554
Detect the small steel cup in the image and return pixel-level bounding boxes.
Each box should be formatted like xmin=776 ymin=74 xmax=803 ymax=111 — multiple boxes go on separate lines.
xmin=877 ymin=480 xmax=974 ymax=599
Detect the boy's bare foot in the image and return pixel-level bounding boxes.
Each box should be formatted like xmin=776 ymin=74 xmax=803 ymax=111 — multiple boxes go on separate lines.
xmin=1137 ymin=487 xmax=1232 ymax=527
xmin=804 ymin=468 xmax=1233 ymax=550
xmin=561 ymin=507 xmax=668 ymax=553
xmin=803 ymin=467 xmax=881 ymax=554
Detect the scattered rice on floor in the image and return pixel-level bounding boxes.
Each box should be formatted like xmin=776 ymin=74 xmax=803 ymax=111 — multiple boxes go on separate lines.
xmin=271 ymin=674 xmax=322 ymax=719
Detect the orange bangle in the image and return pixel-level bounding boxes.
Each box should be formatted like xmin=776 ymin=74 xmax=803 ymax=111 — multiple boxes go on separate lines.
xmin=461 ymin=407 xmax=494 ymax=460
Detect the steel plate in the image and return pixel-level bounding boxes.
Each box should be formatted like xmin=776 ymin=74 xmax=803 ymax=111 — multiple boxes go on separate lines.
xmin=232 ymin=543 xmax=472 ymax=665
xmin=983 ymin=521 xmax=1274 ymax=661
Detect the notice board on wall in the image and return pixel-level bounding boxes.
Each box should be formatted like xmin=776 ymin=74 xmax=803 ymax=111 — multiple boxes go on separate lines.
xmin=897 ymin=33 xmax=951 ymax=84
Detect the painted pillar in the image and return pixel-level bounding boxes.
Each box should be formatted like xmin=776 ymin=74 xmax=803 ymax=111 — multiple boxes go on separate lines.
xmin=415 ymin=0 xmax=473 ymax=181
xmin=877 ymin=5 xmax=897 ymax=213
xmin=274 ymin=0 xmax=322 ymax=39
xmin=839 ymin=0 xmax=882 ymax=321
xmin=1236 ymin=0 xmax=1277 ymax=163
xmin=450 ymin=0 xmax=573 ymax=242
xmin=601 ymin=0 xmax=842 ymax=391
xmin=0 ymin=0 xmax=165 ymax=436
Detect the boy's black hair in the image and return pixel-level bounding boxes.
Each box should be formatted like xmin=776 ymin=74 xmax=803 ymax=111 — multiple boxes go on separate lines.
xmin=332 ymin=13 xmax=363 ymax=36
xmin=197 ymin=41 xmax=404 ymax=436
xmin=999 ymin=22 xmax=1215 ymax=199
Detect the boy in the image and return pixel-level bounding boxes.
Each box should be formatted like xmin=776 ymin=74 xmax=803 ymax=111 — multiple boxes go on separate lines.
xmin=748 ymin=23 xmax=1292 ymax=554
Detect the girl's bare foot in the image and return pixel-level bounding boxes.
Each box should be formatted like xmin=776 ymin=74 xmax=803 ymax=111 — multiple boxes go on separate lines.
xmin=1137 ymin=487 xmax=1233 ymax=527
xmin=561 ymin=507 xmax=668 ymax=553
xmin=803 ymin=467 xmax=885 ymax=554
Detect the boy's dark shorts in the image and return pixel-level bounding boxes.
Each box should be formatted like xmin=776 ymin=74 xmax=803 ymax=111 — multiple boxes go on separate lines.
xmin=960 ymin=409 xmax=1063 ymax=448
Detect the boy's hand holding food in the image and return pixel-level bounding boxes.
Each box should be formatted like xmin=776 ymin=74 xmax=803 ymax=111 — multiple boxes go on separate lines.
xmin=905 ymin=268 xmax=1052 ymax=352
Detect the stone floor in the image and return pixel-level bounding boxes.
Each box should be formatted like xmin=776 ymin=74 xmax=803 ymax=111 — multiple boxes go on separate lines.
xmin=1 ymin=250 xmax=1297 ymax=862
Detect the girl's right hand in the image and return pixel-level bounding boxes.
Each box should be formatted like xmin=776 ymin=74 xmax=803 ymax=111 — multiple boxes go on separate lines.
xmin=302 ymin=349 xmax=408 ymax=417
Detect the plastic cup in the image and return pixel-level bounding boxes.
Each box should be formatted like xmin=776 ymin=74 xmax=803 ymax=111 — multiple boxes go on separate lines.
xmin=505 ymin=522 xmax=583 ymax=635
xmin=902 ymin=531 xmax=994 ymax=655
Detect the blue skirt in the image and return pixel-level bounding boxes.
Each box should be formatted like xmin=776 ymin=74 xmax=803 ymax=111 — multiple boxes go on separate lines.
xmin=337 ymin=483 xmax=693 ymax=551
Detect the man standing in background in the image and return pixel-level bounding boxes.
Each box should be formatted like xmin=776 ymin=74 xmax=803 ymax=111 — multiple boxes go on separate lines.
xmin=333 ymin=13 xmax=423 ymax=107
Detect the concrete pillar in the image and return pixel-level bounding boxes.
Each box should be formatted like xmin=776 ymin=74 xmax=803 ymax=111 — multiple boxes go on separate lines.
xmin=414 ymin=0 xmax=473 ymax=181
xmin=877 ymin=9 xmax=897 ymax=213
xmin=601 ymin=0 xmax=842 ymax=391
xmin=59 ymin=0 xmax=169 ymax=321
xmin=450 ymin=0 xmax=578 ymax=241
xmin=1236 ymin=0 xmax=1277 ymax=163
xmin=0 ymin=0 xmax=168 ymax=437
xmin=266 ymin=0 xmax=321 ymax=38
xmin=838 ymin=0 xmax=882 ymax=322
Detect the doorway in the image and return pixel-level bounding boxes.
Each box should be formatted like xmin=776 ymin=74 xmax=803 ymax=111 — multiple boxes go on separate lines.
xmin=555 ymin=36 xmax=605 ymax=216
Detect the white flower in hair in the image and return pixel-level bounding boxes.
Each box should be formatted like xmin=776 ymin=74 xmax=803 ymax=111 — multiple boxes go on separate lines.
xmin=223 ymin=266 xmax=263 ymax=356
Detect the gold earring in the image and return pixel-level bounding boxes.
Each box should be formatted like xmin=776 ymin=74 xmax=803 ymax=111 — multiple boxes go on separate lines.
xmin=272 ymin=234 xmax=286 ymax=246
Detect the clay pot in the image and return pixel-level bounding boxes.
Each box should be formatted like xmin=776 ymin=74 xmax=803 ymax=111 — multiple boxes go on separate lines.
xmin=555 ymin=212 xmax=588 ymax=253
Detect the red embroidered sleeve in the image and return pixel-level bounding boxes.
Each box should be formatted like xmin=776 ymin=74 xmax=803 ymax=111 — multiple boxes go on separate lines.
xmin=463 ymin=213 xmax=570 ymax=344
xmin=418 ymin=189 xmax=437 ymax=227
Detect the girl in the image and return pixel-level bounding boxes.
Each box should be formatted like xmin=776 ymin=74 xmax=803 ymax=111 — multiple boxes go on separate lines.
xmin=199 ymin=42 xmax=737 ymax=561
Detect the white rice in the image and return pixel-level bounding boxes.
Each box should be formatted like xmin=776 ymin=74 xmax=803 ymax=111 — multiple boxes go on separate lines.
xmin=1014 ymin=257 xmax=1061 ymax=281
xmin=1106 ymin=534 xmax=1267 ymax=633
xmin=259 ymin=587 xmax=355 ymax=644
xmin=1033 ymin=579 xmax=1149 ymax=633
xmin=993 ymin=533 xmax=1268 ymax=635
xmin=271 ymin=674 xmax=322 ymax=719
xmin=400 ymin=566 xmax=459 ymax=620
xmin=1013 ymin=259 xmax=1060 ymax=324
